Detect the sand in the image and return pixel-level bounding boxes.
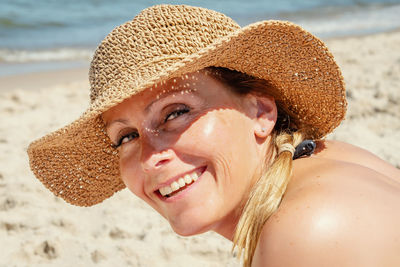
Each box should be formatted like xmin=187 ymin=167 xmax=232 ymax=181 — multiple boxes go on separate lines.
xmin=0 ymin=30 xmax=399 ymax=267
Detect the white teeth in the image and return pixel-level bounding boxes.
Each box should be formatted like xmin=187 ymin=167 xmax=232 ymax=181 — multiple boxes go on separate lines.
xmin=159 ymin=186 xmax=172 ymax=196
xmin=191 ymin=172 xmax=198 ymax=181
xmin=171 ymin=181 xmax=179 ymax=191
xmin=178 ymin=178 xmax=185 ymax=187
xmin=165 ymin=187 xmax=172 ymax=195
xmin=158 ymin=170 xmax=202 ymax=197
xmin=159 ymin=187 xmax=166 ymax=196
xmin=184 ymin=174 xmax=192 ymax=184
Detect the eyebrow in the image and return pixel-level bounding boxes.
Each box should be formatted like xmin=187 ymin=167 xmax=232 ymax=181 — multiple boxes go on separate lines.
xmin=104 ymin=118 xmax=130 ymax=129
xmin=104 ymin=92 xmax=175 ymax=129
xmin=144 ymin=87 xmax=198 ymax=113
xmin=106 ymin=87 xmax=199 ymax=128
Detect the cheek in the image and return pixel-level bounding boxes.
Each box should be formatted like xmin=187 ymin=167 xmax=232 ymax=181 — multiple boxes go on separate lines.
xmin=201 ymin=110 xmax=254 ymax=150
xmin=177 ymin=110 xmax=257 ymax=173
xmin=118 ymin=146 xmax=145 ymax=197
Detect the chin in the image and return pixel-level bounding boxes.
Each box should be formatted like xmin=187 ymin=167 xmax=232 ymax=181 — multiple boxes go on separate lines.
xmin=170 ymin=223 xmax=210 ymax=237
xmin=167 ymin=211 xmax=216 ymax=237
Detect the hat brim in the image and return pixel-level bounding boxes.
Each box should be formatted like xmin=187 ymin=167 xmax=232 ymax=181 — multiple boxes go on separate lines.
xmin=28 ymin=20 xmax=346 ymax=206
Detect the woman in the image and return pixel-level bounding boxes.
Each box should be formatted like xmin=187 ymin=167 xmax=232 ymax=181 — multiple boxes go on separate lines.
xmin=28 ymin=5 xmax=400 ymax=267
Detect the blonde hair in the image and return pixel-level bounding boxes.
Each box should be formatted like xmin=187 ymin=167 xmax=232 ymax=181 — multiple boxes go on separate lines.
xmin=233 ymin=130 xmax=305 ymax=267
xmin=207 ymin=67 xmax=308 ymax=267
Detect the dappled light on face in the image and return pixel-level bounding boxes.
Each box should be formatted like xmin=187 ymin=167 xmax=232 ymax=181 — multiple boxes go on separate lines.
xmin=111 ymin=68 xmax=266 ymax=240
xmin=144 ymin=127 xmax=160 ymax=136
xmin=150 ymin=69 xmax=218 ymax=101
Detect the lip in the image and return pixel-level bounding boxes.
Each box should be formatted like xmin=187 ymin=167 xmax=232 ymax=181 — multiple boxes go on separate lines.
xmin=154 ymin=165 xmax=207 ymax=201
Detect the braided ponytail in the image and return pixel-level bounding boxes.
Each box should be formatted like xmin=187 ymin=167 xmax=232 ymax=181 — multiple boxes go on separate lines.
xmin=233 ymin=130 xmax=305 ymax=267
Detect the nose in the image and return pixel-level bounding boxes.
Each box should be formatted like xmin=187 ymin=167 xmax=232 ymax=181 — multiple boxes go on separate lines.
xmin=140 ymin=134 xmax=175 ymax=173
xmin=142 ymin=149 xmax=174 ymax=172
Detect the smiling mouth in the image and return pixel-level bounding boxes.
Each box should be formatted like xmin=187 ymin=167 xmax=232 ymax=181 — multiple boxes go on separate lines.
xmin=158 ymin=166 xmax=206 ymax=198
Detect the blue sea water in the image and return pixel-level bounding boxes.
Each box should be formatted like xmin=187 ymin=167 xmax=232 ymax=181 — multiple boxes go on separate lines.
xmin=0 ymin=0 xmax=400 ymax=66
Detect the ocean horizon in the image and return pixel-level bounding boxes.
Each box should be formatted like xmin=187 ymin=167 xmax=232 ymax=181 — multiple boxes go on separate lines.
xmin=1 ymin=0 xmax=400 ymax=75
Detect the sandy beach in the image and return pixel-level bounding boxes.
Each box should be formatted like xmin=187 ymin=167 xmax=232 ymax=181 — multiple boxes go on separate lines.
xmin=0 ymin=30 xmax=399 ymax=267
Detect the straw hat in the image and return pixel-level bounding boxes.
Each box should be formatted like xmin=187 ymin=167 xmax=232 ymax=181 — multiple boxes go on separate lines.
xmin=27 ymin=4 xmax=346 ymax=206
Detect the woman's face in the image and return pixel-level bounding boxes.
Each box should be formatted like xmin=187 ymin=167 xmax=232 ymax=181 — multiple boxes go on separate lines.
xmin=103 ymin=70 xmax=275 ymax=238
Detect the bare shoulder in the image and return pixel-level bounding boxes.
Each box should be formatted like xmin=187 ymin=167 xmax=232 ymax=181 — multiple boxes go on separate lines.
xmin=252 ymin=158 xmax=400 ymax=267
xmin=315 ymin=140 xmax=400 ymax=180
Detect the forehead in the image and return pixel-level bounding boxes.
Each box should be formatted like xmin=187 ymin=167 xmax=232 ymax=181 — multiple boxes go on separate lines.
xmin=148 ymin=69 xmax=219 ymax=98
xmin=102 ymin=69 xmax=222 ymax=121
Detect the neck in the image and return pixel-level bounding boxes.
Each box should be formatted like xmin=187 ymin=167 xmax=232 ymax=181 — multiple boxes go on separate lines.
xmin=214 ymin=136 xmax=275 ymax=241
xmin=212 ymin=208 xmax=242 ymax=241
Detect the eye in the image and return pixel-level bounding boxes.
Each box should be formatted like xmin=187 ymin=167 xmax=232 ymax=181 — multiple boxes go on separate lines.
xmin=164 ymin=107 xmax=190 ymax=122
xmin=113 ymin=131 xmax=139 ymax=148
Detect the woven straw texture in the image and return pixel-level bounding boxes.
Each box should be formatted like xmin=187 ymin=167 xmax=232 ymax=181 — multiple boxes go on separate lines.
xmin=27 ymin=4 xmax=346 ymax=206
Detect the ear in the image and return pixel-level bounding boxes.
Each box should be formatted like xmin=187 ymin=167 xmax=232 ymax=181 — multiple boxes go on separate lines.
xmin=247 ymin=94 xmax=277 ymax=138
